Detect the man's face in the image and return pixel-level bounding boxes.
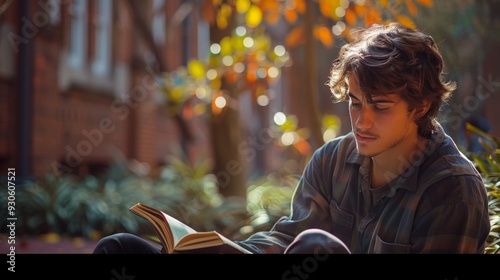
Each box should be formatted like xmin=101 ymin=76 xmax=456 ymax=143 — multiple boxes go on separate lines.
xmin=347 ymin=76 xmax=420 ymax=159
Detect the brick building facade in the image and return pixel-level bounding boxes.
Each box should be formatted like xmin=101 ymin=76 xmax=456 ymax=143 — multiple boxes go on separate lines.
xmin=0 ymin=0 xmax=211 ymax=180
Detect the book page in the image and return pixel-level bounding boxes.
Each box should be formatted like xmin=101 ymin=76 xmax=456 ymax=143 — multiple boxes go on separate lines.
xmin=129 ymin=203 xmax=174 ymax=251
xmin=176 ymin=231 xmax=253 ymax=254
xmin=161 ymin=213 xmax=197 ymax=247
xmin=177 ymin=231 xmax=222 ymax=248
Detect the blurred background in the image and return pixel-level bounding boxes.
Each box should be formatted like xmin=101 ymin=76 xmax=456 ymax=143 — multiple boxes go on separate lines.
xmin=0 ymin=0 xmax=499 ymax=253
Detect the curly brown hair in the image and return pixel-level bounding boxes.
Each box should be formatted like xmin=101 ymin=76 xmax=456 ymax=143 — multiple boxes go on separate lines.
xmin=326 ymin=22 xmax=456 ymax=137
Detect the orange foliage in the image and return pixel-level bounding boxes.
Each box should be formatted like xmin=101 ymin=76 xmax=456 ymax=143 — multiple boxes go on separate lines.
xmin=354 ymin=4 xmax=366 ymax=16
xmin=396 ymin=15 xmax=416 ymax=29
xmin=345 ymin=8 xmax=357 ymax=26
xmin=314 ymin=26 xmax=334 ymax=47
xmin=294 ymin=0 xmax=306 ymax=14
xmin=285 ymin=26 xmax=305 ymax=48
xmin=416 ymin=0 xmax=433 ymax=7
xmin=318 ymin=0 xmax=334 ymax=18
xmin=246 ymin=62 xmax=258 ymax=83
xmin=379 ymin=0 xmax=389 ymax=8
xmin=200 ymin=0 xmax=433 ymax=48
xmin=216 ymin=4 xmax=232 ymax=29
xmin=260 ymin=0 xmax=281 ymax=11
xmin=365 ymin=7 xmax=381 ymax=27
xmin=265 ymin=11 xmax=281 ymax=25
xmin=260 ymin=0 xmax=284 ymax=25
xmin=284 ymin=8 xmax=298 ymax=23
xmin=406 ymin=0 xmax=417 ymax=16
xmin=293 ymin=138 xmax=311 ymax=156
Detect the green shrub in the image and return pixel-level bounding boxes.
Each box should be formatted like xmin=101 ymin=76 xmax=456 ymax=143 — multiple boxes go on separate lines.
xmin=0 ymin=155 xmax=250 ymax=241
xmin=463 ymin=123 xmax=500 ymax=254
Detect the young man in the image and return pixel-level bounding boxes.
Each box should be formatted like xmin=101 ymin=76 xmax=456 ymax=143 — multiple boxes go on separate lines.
xmin=94 ymin=22 xmax=490 ymax=254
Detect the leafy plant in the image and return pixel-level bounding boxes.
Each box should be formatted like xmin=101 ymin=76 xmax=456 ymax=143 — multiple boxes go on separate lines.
xmin=0 ymin=154 xmax=255 ymax=241
xmin=463 ymin=123 xmax=500 ymax=254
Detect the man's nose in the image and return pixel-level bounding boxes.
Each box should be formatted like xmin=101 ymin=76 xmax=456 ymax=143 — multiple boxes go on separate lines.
xmin=355 ymin=106 xmax=374 ymax=130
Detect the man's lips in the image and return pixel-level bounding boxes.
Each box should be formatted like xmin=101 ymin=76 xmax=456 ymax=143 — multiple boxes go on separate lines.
xmin=354 ymin=132 xmax=377 ymax=143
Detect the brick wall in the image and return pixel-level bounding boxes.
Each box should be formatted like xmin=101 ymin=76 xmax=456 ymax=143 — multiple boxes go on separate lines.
xmin=1 ymin=0 xmax=209 ymax=179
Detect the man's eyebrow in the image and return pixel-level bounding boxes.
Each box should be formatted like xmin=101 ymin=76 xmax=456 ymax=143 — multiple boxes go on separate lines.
xmin=371 ymin=98 xmax=396 ymax=104
xmin=348 ymin=92 xmax=396 ymax=104
xmin=348 ymin=92 xmax=360 ymax=101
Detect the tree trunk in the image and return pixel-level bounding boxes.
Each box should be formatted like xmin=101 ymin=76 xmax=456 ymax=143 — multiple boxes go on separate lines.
xmin=303 ymin=0 xmax=325 ymax=149
xmin=208 ymin=18 xmax=248 ymax=198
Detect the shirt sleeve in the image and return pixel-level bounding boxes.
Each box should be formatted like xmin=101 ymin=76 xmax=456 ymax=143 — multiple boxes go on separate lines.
xmin=235 ymin=142 xmax=337 ymax=254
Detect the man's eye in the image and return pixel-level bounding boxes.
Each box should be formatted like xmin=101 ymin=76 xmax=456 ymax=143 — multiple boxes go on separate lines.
xmin=350 ymin=102 xmax=361 ymax=108
xmin=373 ymin=105 xmax=389 ymax=112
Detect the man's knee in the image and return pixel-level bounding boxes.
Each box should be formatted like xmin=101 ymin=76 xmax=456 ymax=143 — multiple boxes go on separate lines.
xmin=285 ymin=228 xmax=350 ymax=254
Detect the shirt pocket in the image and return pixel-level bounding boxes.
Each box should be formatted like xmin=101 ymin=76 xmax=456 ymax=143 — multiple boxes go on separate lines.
xmin=329 ymin=200 xmax=355 ymax=245
xmin=373 ymin=235 xmax=411 ymax=254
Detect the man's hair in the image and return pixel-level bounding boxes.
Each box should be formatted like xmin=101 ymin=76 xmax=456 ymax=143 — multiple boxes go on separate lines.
xmin=326 ymin=22 xmax=456 ymax=137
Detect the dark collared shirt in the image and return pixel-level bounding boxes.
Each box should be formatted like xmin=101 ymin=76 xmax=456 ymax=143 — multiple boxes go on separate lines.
xmin=236 ymin=124 xmax=490 ymax=253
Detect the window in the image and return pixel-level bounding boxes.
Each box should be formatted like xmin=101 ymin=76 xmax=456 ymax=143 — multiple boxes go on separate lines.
xmin=152 ymin=0 xmax=166 ymax=45
xmin=61 ymin=0 xmax=118 ymax=93
xmin=47 ymin=0 xmax=61 ymax=25
xmin=197 ymin=18 xmax=210 ymax=60
xmin=92 ymin=0 xmax=112 ymax=76
xmin=68 ymin=0 xmax=87 ymax=69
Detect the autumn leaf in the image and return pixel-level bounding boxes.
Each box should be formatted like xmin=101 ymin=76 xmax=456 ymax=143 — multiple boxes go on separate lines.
xmin=216 ymin=4 xmax=232 ymax=29
xmin=293 ymin=138 xmax=311 ymax=156
xmin=323 ymin=114 xmax=341 ymax=129
xmin=284 ymin=8 xmax=298 ymax=23
xmin=294 ymin=0 xmax=306 ymax=14
xmin=416 ymin=0 xmax=433 ymax=7
xmin=265 ymin=10 xmax=281 ymax=25
xmin=260 ymin=0 xmax=281 ymax=15
xmin=345 ymin=8 xmax=357 ymax=26
xmin=396 ymin=15 xmax=416 ymax=29
xmin=188 ymin=60 xmax=206 ymax=80
xmin=314 ymin=26 xmax=334 ymax=47
xmin=246 ymin=62 xmax=258 ymax=83
xmin=258 ymin=0 xmax=281 ymax=25
xmin=379 ymin=0 xmax=389 ymax=8
xmin=235 ymin=0 xmax=251 ymax=14
xmin=354 ymin=4 xmax=366 ymax=16
xmin=169 ymin=88 xmax=184 ymax=103
xmin=406 ymin=0 xmax=417 ymax=16
xmin=246 ymin=4 xmax=263 ymax=28
xmin=210 ymin=77 xmax=221 ymax=90
xmin=231 ymin=36 xmax=245 ymax=51
xmin=219 ymin=36 xmax=233 ymax=56
xmin=365 ymin=7 xmax=381 ymax=27
xmin=285 ymin=26 xmax=305 ymax=48
xmin=319 ymin=0 xmax=333 ymax=18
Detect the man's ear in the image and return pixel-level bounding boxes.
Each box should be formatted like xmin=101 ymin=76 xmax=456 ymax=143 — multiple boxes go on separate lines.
xmin=416 ymin=101 xmax=431 ymax=119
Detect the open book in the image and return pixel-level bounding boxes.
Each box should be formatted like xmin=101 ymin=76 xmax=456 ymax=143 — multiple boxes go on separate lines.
xmin=129 ymin=203 xmax=252 ymax=254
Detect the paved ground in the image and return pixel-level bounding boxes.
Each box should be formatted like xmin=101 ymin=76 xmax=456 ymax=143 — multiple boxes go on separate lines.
xmin=0 ymin=234 xmax=98 ymax=254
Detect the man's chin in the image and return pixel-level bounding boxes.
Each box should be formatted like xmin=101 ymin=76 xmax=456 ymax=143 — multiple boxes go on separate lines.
xmin=356 ymin=145 xmax=380 ymax=158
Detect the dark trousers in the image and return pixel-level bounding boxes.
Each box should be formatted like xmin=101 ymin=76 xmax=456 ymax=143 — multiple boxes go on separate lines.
xmin=93 ymin=228 xmax=350 ymax=254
